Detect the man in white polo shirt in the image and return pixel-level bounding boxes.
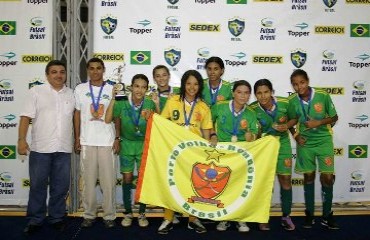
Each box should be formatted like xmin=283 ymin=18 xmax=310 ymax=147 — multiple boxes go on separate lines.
xmin=73 ymin=57 xmax=119 ymax=228
xmin=18 ymin=60 xmax=75 ymax=235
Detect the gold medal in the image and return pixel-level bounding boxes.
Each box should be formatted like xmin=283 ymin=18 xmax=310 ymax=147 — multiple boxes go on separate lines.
xmin=92 ymin=111 xmax=99 ymax=118
xmin=231 ymin=135 xmax=238 ymax=142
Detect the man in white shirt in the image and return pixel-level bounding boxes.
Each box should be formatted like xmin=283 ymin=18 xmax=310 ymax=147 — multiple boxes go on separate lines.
xmin=73 ymin=57 xmax=119 ymax=228
xmin=18 ymin=60 xmax=75 ymax=235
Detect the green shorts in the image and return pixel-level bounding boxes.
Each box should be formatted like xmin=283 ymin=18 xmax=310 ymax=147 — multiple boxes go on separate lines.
xmin=295 ymin=137 xmax=334 ymax=174
xmin=119 ymin=139 xmax=144 ymax=173
xmin=276 ymin=137 xmax=292 ymax=175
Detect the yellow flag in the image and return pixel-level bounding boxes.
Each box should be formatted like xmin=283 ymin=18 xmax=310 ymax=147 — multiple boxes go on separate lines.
xmin=136 ymin=113 xmax=279 ymax=222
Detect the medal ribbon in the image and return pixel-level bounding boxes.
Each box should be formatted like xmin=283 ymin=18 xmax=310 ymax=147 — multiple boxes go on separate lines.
xmin=209 ymin=81 xmax=221 ymax=105
xmin=158 ymin=86 xmax=171 ymax=110
xmin=263 ymin=98 xmax=277 ymax=121
xmin=130 ymin=99 xmax=144 ymax=130
xmin=299 ymin=87 xmax=312 ymax=121
xmin=89 ymin=81 xmax=105 ymax=112
xmin=183 ymin=98 xmax=197 ymax=128
xmin=232 ymin=100 xmax=244 ymax=136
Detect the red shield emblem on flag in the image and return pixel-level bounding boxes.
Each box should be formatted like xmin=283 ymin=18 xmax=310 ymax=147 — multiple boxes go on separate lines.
xmin=191 ymin=162 xmax=231 ymax=199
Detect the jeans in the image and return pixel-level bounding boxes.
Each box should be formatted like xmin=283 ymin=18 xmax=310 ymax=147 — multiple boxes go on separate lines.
xmin=26 ymin=151 xmax=71 ymax=225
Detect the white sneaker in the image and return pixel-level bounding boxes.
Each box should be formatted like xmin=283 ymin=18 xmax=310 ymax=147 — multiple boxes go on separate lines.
xmin=216 ymin=221 xmax=230 ymax=231
xmin=138 ymin=213 xmax=149 ymax=227
xmin=188 ymin=218 xmax=207 ymax=233
xmin=121 ymin=213 xmax=133 ymax=227
xmin=158 ymin=219 xmax=173 ymax=234
xmin=236 ymin=222 xmax=250 ymax=232
xmin=173 ymin=215 xmax=180 ymax=224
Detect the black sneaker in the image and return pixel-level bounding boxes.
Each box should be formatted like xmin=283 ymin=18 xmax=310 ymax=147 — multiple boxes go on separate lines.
xmin=158 ymin=220 xmax=173 ymax=234
xmin=23 ymin=224 xmax=41 ymax=235
xmin=81 ymin=218 xmax=95 ymax=228
xmin=188 ymin=219 xmax=207 ymax=233
xmin=52 ymin=220 xmax=66 ymax=231
xmin=321 ymin=212 xmax=340 ymax=230
xmin=303 ymin=210 xmax=315 ymax=229
xmin=103 ymin=220 xmax=116 ymax=228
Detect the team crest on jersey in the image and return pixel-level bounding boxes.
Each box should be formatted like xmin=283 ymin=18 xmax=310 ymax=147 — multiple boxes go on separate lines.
xmin=314 ymin=103 xmax=323 ymax=113
xmin=228 ymin=18 xmax=245 ymax=37
xmin=278 ymin=116 xmax=287 ymax=123
xmin=284 ymin=159 xmax=292 ymax=168
xmin=168 ymin=0 xmax=179 ymax=5
xmin=240 ymin=119 xmax=248 ymax=129
xmin=164 ymin=48 xmax=181 ymax=66
xmin=189 ymin=162 xmax=231 ymax=207
xmin=101 ymin=16 xmax=117 ymax=35
xmin=324 ymin=157 xmax=333 ymax=166
xmin=291 ymin=50 xmax=306 ymax=68
xmin=323 ymin=0 xmax=337 ymax=8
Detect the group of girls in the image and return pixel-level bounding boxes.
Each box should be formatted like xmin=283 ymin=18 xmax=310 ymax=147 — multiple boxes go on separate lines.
xmin=105 ymin=56 xmax=339 ymax=234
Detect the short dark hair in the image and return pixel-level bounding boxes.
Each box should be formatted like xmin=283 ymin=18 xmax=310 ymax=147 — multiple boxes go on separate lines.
xmin=290 ymin=69 xmax=309 ymax=83
xmin=205 ymin=56 xmax=225 ymax=69
xmin=131 ymin=74 xmax=149 ymax=88
xmin=86 ymin=57 xmax=105 ymax=69
xmin=179 ymin=70 xmax=204 ymax=100
xmin=152 ymin=65 xmax=170 ymax=77
xmin=45 ymin=60 xmax=66 ymax=74
xmin=253 ymin=79 xmax=273 ymax=94
xmin=233 ymin=80 xmax=251 ymax=93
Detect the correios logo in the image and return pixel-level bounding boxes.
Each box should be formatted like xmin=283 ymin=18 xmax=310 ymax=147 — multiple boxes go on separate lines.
xmin=167 ymin=140 xmax=255 ymax=219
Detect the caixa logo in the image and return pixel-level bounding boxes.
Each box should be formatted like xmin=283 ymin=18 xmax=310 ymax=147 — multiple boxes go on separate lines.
xmin=348 ymin=114 xmax=369 ymax=129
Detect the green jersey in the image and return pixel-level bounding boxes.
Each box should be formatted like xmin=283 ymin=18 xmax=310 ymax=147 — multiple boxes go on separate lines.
xmin=250 ymin=96 xmax=290 ymax=139
xmin=202 ymin=79 xmax=233 ymax=107
xmin=288 ymin=87 xmax=337 ymax=140
xmin=158 ymin=86 xmax=179 ymax=112
xmin=212 ymin=100 xmax=259 ymax=142
xmin=113 ymin=97 xmax=156 ymax=141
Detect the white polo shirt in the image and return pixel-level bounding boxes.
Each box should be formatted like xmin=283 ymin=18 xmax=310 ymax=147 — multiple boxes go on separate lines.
xmin=20 ymin=83 xmax=75 ymax=153
xmin=74 ymin=82 xmax=115 ymax=146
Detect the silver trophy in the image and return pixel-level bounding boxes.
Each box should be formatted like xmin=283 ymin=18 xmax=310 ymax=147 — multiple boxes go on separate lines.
xmin=113 ymin=64 xmax=128 ymax=101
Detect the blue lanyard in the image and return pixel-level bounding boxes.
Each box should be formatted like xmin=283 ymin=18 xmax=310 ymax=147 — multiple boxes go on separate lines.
xmin=183 ymin=98 xmax=197 ymax=127
xmin=158 ymin=86 xmax=171 ymax=97
xmin=263 ymin=98 xmax=277 ymax=121
xmin=209 ymin=81 xmax=221 ymax=105
xmin=232 ymin=101 xmax=244 ymax=136
xmin=130 ymin=99 xmax=144 ymax=128
xmin=89 ymin=81 xmax=105 ymax=111
xmin=299 ymin=87 xmax=312 ymax=121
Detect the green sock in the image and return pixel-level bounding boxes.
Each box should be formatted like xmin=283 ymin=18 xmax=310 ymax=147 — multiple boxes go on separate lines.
xmin=322 ymin=185 xmax=333 ymax=217
xmin=122 ymin=183 xmax=132 ymax=213
xmin=139 ymin=203 xmax=146 ymax=214
xmin=304 ymin=183 xmax=315 ymax=214
xmin=281 ymin=188 xmax=292 ymax=216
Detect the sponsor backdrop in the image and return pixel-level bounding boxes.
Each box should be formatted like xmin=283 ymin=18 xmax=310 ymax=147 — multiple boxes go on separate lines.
xmin=93 ymin=0 xmax=370 ymax=205
xmin=0 ymin=0 xmax=369 ymax=209
xmin=0 ymin=1 xmax=53 ymax=205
